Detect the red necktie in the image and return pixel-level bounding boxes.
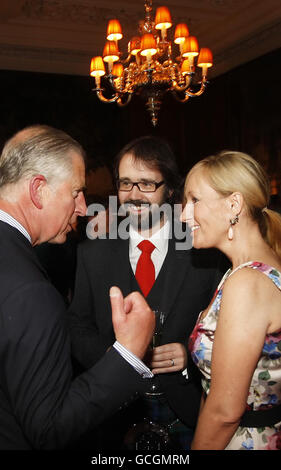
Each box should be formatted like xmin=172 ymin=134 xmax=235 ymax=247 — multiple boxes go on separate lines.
xmin=135 ymin=240 xmax=155 ymax=297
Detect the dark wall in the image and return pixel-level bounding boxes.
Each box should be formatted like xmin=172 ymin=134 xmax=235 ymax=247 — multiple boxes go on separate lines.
xmin=0 ymin=48 xmax=280 ymax=188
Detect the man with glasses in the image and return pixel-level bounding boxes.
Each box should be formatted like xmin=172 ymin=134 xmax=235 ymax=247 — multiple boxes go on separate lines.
xmin=68 ymin=136 xmax=227 ymax=450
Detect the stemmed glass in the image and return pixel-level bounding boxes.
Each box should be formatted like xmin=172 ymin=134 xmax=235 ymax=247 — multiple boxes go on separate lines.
xmin=124 ymin=309 xmax=175 ymax=451
xmin=144 ymin=309 xmax=166 ymax=397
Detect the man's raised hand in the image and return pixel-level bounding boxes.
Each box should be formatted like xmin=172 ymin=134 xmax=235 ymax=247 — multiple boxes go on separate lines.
xmin=110 ymin=286 xmax=155 ymax=359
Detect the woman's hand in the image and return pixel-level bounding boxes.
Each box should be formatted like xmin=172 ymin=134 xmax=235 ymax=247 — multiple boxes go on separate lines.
xmin=150 ymin=342 xmax=187 ymax=374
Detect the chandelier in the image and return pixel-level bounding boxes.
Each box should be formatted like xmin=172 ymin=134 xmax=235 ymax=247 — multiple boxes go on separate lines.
xmin=90 ymin=0 xmax=213 ymax=126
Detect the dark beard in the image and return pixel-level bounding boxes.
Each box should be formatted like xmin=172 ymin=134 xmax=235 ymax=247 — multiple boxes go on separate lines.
xmin=121 ymin=198 xmax=167 ymax=231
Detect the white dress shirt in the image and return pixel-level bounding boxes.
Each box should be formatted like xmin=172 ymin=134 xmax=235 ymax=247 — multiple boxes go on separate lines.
xmin=129 ymin=219 xmax=189 ymax=380
xmin=129 ymin=220 xmax=171 ymax=277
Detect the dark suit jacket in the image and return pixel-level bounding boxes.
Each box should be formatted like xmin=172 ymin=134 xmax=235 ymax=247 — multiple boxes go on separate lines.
xmin=68 ymin=229 xmax=228 ymax=427
xmin=0 ymin=221 xmax=148 ymax=450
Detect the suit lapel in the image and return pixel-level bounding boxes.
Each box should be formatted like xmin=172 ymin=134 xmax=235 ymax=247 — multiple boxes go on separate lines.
xmin=147 ymin=237 xmax=191 ymax=319
xmin=110 ymin=228 xmax=192 ymax=318
xmin=109 ymin=238 xmax=138 ymax=297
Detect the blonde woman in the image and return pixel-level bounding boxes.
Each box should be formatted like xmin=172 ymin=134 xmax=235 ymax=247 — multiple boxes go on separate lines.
xmin=181 ymin=151 xmax=281 ymax=450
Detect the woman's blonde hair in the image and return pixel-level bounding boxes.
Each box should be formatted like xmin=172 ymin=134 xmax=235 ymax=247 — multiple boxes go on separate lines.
xmin=187 ymin=151 xmax=281 ymax=259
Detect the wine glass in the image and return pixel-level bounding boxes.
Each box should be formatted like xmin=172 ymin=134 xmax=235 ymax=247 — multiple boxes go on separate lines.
xmin=152 ymin=310 xmax=166 ymax=348
xmin=144 ymin=309 xmax=166 ymax=397
xmin=124 ymin=309 xmax=173 ymax=451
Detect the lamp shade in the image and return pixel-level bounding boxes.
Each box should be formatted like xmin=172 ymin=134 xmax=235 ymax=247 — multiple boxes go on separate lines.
xmin=174 ymin=23 xmax=189 ymax=44
xmin=155 ymin=6 xmax=172 ymax=30
xmin=106 ymin=19 xmax=123 ymax=41
xmin=197 ymin=48 xmax=213 ymax=68
xmin=90 ymin=56 xmax=106 ymax=77
xmin=103 ymin=41 xmax=119 ymax=62
xmin=129 ymin=36 xmax=141 ymax=55
xmin=112 ymin=63 xmax=124 ymax=77
xmin=140 ymin=33 xmax=157 ymax=57
xmin=182 ymin=36 xmax=199 ymax=57
xmin=181 ymin=59 xmax=190 ymax=75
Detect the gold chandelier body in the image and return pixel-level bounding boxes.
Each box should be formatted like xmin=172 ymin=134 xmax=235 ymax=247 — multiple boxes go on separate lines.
xmin=90 ymin=1 xmax=213 ymax=126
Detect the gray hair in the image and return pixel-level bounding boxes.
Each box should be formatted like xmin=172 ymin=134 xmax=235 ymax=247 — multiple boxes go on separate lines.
xmin=0 ymin=124 xmax=86 ymax=192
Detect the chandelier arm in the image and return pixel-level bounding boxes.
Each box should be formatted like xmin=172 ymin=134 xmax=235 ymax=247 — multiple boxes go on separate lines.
xmin=171 ymin=74 xmax=193 ymax=92
xmin=119 ymin=53 xmax=132 ymax=65
xmin=95 ymin=89 xmax=120 ymax=103
xmin=172 ymin=91 xmax=190 ymax=103
xmin=107 ymin=75 xmax=118 ymax=89
xmin=185 ymin=81 xmax=207 ymax=98
xmin=116 ymin=94 xmax=132 ymax=107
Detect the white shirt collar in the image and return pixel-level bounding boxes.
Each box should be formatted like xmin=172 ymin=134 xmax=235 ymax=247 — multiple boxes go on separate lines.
xmin=0 ymin=209 xmax=32 ymax=243
xmin=129 ymin=219 xmax=171 ymax=253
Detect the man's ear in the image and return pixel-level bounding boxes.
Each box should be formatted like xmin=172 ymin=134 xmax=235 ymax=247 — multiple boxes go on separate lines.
xmin=168 ymin=189 xmax=174 ymax=199
xmin=29 ymin=175 xmax=47 ymax=209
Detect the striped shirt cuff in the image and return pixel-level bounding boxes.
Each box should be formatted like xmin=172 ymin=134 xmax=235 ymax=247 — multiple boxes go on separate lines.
xmin=113 ymin=341 xmax=153 ymax=379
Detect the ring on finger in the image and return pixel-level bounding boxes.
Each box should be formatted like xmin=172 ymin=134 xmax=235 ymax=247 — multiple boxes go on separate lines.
xmin=170 ymin=358 xmax=175 ymax=367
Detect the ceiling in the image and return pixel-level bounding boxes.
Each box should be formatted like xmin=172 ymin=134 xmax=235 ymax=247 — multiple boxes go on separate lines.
xmin=0 ymin=0 xmax=281 ymax=79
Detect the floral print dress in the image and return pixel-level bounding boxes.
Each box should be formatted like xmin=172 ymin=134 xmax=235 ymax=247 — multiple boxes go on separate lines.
xmin=189 ymin=261 xmax=281 ymax=450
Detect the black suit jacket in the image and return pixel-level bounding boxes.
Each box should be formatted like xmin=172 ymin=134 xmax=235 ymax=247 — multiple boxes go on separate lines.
xmin=69 ymin=229 xmax=228 ymax=427
xmin=0 ymin=221 xmax=148 ymax=449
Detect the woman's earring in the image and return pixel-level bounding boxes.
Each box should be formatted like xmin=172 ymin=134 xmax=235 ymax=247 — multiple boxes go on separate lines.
xmin=228 ymin=215 xmax=239 ymax=240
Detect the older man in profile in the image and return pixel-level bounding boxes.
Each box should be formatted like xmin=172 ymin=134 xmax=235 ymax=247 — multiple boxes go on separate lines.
xmin=0 ymin=125 xmax=155 ymax=450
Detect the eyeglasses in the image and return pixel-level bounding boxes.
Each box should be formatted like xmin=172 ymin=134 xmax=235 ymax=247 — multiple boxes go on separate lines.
xmin=117 ymin=180 xmax=165 ymax=193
